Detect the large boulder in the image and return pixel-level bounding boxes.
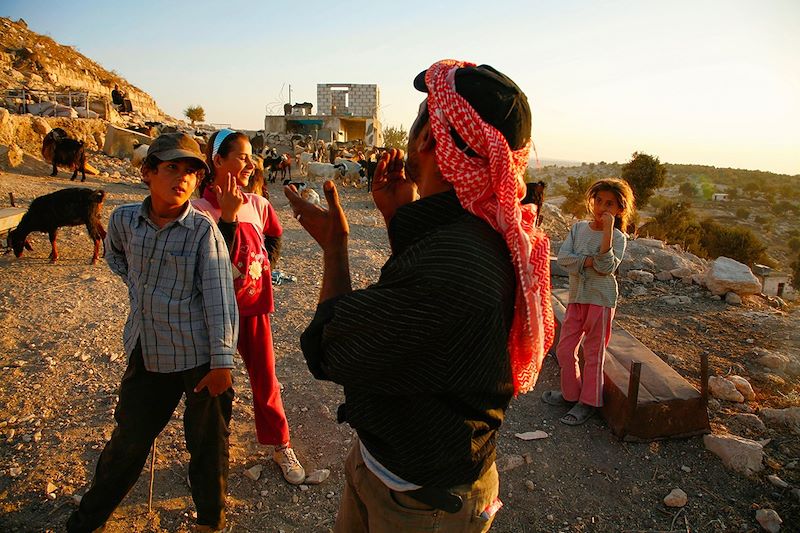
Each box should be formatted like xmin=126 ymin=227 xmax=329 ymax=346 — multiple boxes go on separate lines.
xmin=103 ymin=124 xmax=154 ymax=160
xmin=31 ymin=116 xmax=51 ymax=135
xmin=704 ymin=257 xmax=761 ymax=296
xmin=619 ymin=240 xmax=703 ymax=275
xmin=0 ymin=143 xmax=24 ymax=169
xmin=703 ymin=433 xmax=763 ymax=476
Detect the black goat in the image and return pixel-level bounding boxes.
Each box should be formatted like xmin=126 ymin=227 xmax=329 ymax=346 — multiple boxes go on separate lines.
xmin=8 ymin=188 xmax=107 ymax=264
xmin=41 ymin=128 xmax=87 ymax=182
xmin=522 ymin=181 xmax=546 ymax=227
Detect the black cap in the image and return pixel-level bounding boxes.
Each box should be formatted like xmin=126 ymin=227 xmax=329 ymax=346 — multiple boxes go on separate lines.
xmin=413 ymin=64 xmax=531 ymax=150
xmin=146 ymin=132 xmax=210 ymax=173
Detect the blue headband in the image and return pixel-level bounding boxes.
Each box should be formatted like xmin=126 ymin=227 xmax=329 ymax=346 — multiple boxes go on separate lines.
xmin=212 ymin=128 xmax=236 ymax=158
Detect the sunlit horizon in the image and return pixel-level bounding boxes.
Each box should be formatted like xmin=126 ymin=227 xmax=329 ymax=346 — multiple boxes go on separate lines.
xmin=3 ymin=0 xmax=798 ymax=175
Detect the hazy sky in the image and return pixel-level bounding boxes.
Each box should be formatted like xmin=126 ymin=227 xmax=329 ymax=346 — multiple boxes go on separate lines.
xmin=3 ymin=0 xmax=799 ymax=174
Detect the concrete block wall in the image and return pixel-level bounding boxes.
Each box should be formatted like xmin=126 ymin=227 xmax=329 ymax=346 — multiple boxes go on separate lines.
xmin=317 ymin=84 xmax=379 ymax=117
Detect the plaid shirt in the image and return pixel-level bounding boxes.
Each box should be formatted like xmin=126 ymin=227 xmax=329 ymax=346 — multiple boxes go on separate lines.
xmin=106 ymin=198 xmax=239 ymax=372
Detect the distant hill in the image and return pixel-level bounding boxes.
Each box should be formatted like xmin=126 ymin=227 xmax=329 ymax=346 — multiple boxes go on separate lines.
xmin=0 ymin=17 xmax=170 ymax=120
xmin=530 ymin=157 xmax=583 ymax=168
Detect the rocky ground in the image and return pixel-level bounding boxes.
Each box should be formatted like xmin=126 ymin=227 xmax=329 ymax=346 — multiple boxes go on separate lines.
xmin=0 ymin=155 xmax=798 ymax=532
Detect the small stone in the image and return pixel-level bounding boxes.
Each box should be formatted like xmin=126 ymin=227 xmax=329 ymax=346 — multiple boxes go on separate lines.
xmin=260 ymin=490 xmax=269 ymax=496
xmin=664 ymin=488 xmax=687 ymax=507
xmin=766 ymin=474 xmax=789 ymax=489
xmin=299 ymin=484 xmax=309 ymax=491
xmin=525 ymin=480 xmax=535 ymax=491
xmin=627 ymin=270 xmax=654 ymax=283
xmin=514 ymin=430 xmax=549 ymax=440
xmin=709 ymin=376 xmax=745 ymax=402
xmin=755 ymin=508 xmax=782 ymax=532
xmin=326 ymin=491 xmax=335 ymax=499
xmin=681 ymin=465 xmax=691 ymax=473
xmin=33 ymin=431 xmax=42 ymax=442
xmin=9 ymin=467 xmax=22 ymax=477
xmin=547 ymin=514 xmax=555 ymax=521
xmin=725 ymin=292 xmax=742 ymax=305
xmin=243 ymin=464 xmax=263 ymax=481
xmin=727 ymin=375 xmax=756 ymax=401
xmin=304 ymin=469 xmax=330 ymax=485
xmin=72 ymin=493 xmax=82 ymax=505
xmin=655 ymin=271 xmax=673 ymax=281
xmin=497 ymin=454 xmax=526 ymax=473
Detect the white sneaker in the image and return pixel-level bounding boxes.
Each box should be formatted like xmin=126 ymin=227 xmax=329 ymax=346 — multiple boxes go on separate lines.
xmin=273 ymin=446 xmax=305 ymax=485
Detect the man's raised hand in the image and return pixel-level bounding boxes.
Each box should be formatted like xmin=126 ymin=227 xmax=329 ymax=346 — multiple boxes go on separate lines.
xmin=372 ymin=148 xmax=417 ymax=224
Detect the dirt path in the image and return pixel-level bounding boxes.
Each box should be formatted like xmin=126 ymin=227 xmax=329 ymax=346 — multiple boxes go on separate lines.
xmin=0 ymin=165 xmax=797 ymax=532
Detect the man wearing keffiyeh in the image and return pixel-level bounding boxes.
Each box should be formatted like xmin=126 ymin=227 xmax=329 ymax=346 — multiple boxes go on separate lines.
xmin=285 ymin=60 xmax=553 ymax=532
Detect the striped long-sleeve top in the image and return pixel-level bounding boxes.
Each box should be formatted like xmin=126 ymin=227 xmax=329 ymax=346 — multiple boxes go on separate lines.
xmin=557 ymin=220 xmax=627 ymax=308
xmin=105 ymin=198 xmax=239 ymax=372
xmin=301 ymin=190 xmax=516 ymax=488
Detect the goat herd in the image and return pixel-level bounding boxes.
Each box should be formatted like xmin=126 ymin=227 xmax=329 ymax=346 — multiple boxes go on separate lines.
xmin=5 ymin=128 xmax=546 ymax=266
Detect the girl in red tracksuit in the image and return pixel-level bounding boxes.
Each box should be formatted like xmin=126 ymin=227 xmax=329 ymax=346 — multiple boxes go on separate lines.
xmin=193 ymin=129 xmax=305 ymax=484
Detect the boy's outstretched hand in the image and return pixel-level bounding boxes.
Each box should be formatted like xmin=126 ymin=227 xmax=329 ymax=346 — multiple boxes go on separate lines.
xmin=372 ymin=148 xmax=417 ymax=224
xmin=194 ymin=368 xmax=232 ymax=397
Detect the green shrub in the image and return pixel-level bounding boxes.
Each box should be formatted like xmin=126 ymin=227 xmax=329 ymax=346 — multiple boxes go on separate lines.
xmin=679 ymin=181 xmax=697 ymax=199
xmin=699 ymin=219 xmax=767 ymax=266
xmin=621 ymin=152 xmax=666 ymax=208
xmin=735 ymin=207 xmax=750 ymax=219
xmin=641 ymin=200 xmax=704 ymax=255
xmin=560 ymin=175 xmax=594 ymax=219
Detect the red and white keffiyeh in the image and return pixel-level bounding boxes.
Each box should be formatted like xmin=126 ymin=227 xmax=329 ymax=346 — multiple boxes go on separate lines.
xmin=425 ymin=59 xmax=554 ymax=394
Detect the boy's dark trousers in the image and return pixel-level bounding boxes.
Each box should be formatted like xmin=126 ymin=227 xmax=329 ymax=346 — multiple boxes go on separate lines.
xmin=66 ymin=341 xmax=234 ymax=532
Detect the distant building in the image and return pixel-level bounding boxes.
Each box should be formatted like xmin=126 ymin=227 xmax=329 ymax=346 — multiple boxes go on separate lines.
xmin=712 ymin=193 xmax=728 ymax=201
xmin=264 ymin=83 xmax=382 ymax=146
xmin=752 ymin=264 xmax=796 ymax=300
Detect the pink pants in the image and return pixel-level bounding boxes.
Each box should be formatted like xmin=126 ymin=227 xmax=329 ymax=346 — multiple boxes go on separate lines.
xmin=555 ymin=303 xmax=615 ymax=407
xmin=238 ymin=313 xmax=290 ymax=446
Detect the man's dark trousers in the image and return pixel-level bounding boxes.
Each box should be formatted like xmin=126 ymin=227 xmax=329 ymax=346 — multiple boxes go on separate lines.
xmin=66 ymin=342 xmax=233 ymax=532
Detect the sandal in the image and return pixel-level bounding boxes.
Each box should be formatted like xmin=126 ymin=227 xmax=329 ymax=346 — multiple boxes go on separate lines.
xmin=541 ymin=390 xmax=576 ymax=407
xmin=559 ymin=403 xmax=596 ymax=426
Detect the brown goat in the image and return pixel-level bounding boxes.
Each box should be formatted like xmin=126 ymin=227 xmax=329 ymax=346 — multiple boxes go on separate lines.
xmin=41 ymin=128 xmax=87 ymax=182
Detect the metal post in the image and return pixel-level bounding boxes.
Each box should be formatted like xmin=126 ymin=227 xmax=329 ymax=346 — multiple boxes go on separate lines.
xmin=700 ymin=352 xmax=709 ymax=405
xmin=625 ymin=361 xmax=642 ymax=436
xmin=148 ymin=438 xmax=156 ymax=512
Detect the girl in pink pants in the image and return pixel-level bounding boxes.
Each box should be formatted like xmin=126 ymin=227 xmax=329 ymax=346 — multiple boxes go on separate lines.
xmin=193 ymin=130 xmax=305 ymax=484
xmin=543 ymin=178 xmax=635 ymax=425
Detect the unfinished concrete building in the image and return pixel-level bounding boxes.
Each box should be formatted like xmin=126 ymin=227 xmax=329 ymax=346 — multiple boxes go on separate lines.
xmin=264 ymin=83 xmax=382 ymax=146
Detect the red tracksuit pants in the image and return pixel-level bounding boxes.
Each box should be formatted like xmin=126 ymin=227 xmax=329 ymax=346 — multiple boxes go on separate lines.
xmin=555 ymin=303 xmax=615 ymax=407
xmin=238 ymin=313 xmax=290 ymax=446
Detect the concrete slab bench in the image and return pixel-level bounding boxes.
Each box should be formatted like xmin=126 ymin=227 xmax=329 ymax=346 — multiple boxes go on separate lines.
xmin=0 ymin=207 xmax=25 ymax=238
xmin=550 ymin=287 xmax=710 ymax=441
